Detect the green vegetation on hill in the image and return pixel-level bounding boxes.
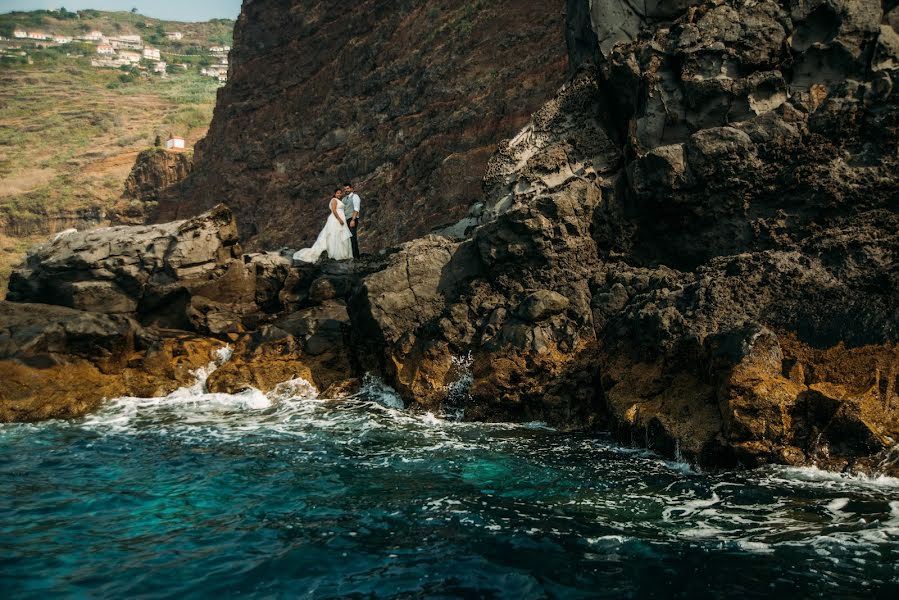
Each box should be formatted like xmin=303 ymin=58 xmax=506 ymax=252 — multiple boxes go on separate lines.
xmin=0 ymin=9 xmax=234 ymax=296
xmin=0 ymin=9 xmax=233 ymax=48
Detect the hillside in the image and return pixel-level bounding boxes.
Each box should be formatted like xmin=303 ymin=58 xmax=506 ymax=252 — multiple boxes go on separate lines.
xmin=0 ymin=9 xmax=233 ymax=48
xmin=157 ymin=0 xmax=569 ymax=253
xmin=0 ymin=9 xmax=234 ymax=295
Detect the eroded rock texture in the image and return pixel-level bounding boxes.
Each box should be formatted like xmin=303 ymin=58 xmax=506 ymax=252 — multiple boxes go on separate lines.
xmin=112 ymin=148 xmax=194 ymax=226
xmin=4 ymin=0 xmax=897 ymax=475
xmin=0 ymin=301 xmax=225 ymax=422
xmin=154 ymin=0 xmax=568 ymax=252
xmin=351 ymin=0 xmax=899 ymax=472
xmin=4 ymin=206 xmax=369 ymax=421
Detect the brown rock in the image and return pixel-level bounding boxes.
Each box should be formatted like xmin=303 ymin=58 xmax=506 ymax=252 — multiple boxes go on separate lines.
xmin=207 ymin=302 xmax=354 ymax=395
xmin=0 ymin=301 xmax=224 ymax=422
xmin=154 ymin=0 xmax=569 ymax=254
xmin=112 ymin=148 xmax=193 ymax=226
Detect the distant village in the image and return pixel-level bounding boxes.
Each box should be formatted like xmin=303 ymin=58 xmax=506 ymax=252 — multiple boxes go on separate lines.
xmin=1 ymin=26 xmax=230 ymax=82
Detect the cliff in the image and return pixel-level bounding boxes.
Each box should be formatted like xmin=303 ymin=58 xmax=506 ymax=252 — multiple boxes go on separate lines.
xmin=4 ymin=0 xmax=898 ymax=476
xmin=154 ymin=0 xmax=568 ymax=252
xmin=348 ymin=0 xmax=899 ymax=471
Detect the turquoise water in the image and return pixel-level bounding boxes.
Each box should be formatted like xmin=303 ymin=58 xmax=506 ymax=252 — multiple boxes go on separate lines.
xmin=1 ymin=366 xmax=898 ymax=598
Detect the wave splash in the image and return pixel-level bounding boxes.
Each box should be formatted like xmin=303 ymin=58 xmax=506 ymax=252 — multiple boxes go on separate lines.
xmin=2 ymin=350 xmax=899 ymax=597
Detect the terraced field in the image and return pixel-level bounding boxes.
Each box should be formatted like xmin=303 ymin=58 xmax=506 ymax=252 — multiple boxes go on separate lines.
xmin=0 ymin=11 xmax=232 ymax=295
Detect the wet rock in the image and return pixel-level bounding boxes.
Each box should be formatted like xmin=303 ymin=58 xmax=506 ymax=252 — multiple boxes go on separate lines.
xmin=0 ymin=301 xmax=223 ymax=422
xmin=207 ymin=302 xmax=353 ymax=395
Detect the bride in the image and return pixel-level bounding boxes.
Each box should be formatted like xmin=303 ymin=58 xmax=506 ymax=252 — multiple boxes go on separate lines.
xmin=293 ymin=189 xmax=354 ymax=263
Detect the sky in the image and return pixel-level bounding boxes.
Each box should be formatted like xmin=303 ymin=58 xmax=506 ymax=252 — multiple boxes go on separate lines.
xmin=0 ymin=0 xmax=242 ymax=22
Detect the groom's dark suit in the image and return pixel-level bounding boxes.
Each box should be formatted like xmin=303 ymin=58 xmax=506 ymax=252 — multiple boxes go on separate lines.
xmin=343 ymin=192 xmax=362 ymax=259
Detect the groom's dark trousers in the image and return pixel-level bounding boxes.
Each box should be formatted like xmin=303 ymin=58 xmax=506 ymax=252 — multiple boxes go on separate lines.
xmin=350 ymin=219 xmax=360 ymax=259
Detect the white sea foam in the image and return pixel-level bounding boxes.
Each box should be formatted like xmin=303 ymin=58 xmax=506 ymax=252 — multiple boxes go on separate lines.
xmin=826 ymin=498 xmax=850 ymax=516
xmin=762 ymin=465 xmax=899 ymax=491
xmin=78 ymin=347 xmax=324 ymax=434
xmin=662 ymin=492 xmax=721 ymax=521
xmin=357 ymin=374 xmax=405 ymax=409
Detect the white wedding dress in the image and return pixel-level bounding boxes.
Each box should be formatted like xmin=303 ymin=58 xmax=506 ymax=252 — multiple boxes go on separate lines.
xmin=293 ymin=198 xmax=353 ymax=263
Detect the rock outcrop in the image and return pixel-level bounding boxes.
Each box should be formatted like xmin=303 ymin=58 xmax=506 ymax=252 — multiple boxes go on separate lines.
xmin=4 ymin=206 xmax=369 ymax=421
xmin=348 ymin=0 xmax=899 ymax=473
xmin=112 ymin=148 xmax=193 ymax=225
xmin=153 ymin=0 xmax=568 ymax=253
xmin=8 ymin=205 xmax=247 ymax=332
xmin=0 ymin=301 xmax=224 ymax=422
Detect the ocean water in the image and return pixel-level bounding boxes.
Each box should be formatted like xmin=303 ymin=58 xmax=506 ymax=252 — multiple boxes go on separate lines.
xmin=1 ymin=354 xmax=898 ymax=598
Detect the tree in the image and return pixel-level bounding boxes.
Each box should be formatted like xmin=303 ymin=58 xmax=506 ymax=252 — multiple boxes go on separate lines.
xmin=131 ymin=7 xmax=138 ymax=14
xmin=154 ymin=135 xmax=162 ymax=148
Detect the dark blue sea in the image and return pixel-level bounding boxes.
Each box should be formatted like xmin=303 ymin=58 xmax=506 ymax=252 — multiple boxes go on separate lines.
xmin=1 ymin=356 xmax=898 ymax=598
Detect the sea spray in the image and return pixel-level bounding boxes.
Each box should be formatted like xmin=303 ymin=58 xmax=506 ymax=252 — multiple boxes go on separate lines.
xmin=3 ymin=395 xmax=899 ymax=597
xmin=441 ymin=352 xmax=473 ymax=421
xmin=356 ymin=374 xmax=405 ymax=409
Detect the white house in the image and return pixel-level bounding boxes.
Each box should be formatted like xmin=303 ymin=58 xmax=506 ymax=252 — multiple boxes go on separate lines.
xmin=164 ymin=32 xmax=183 ymax=41
xmin=96 ymin=44 xmax=115 ymax=55
xmin=143 ymin=47 xmax=161 ymax=60
xmin=13 ymin=30 xmax=27 ymax=39
xmin=110 ymin=37 xmax=143 ymax=50
xmin=119 ymin=51 xmax=142 ymax=63
xmin=202 ymin=65 xmax=227 ymax=78
xmin=153 ymin=61 xmax=167 ymax=74
xmin=82 ymin=31 xmax=104 ymax=41
xmin=53 ymin=35 xmax=73 ymax=44
xmin=165 ymin=135 xmax=186 ymax=151
xmin=27 ymin=32 xmax=51 ymax=40
xmin=209 ymin=45 xmax=231 ymax=54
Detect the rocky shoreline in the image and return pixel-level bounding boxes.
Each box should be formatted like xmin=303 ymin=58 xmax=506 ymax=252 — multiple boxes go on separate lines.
xmin=2 ymin=0 xmax=897 ymax=476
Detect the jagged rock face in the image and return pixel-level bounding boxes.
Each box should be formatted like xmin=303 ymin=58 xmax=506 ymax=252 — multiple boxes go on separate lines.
xmin=155 ymin=0 xmax=568 ymax=252
xmin=113 ymin=148 xmax=194 ymax=226
xmin=0 ymin=302 xmax=225 ymax=422
xmin=123 ymin=149 xmax=193 ymax=203
xmin=3 ymin=0 xmax=897 ymax=475
xmin=351 ymin=0 xmax=899 ymax=472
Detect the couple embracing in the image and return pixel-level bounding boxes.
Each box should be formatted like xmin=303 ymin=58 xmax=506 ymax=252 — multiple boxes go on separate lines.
xmin=293 ymin=184 xmax=362 ymax=263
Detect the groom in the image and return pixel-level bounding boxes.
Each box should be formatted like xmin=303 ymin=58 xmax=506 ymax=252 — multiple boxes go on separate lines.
xmin=342 ymin=183 xmax=362 ymax=259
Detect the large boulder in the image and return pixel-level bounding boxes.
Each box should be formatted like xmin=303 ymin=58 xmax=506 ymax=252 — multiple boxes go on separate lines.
xmin=0 ymin=301 xmax=224 ymax=422
xmin=7 ymin=205 xmax=289 ymax=335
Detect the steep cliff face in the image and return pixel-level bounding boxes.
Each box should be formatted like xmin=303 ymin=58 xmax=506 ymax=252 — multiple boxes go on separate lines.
xmin=156 ymin=0 xmax=568 ymax=251
xmin=350 ymin=0 xmax=899 ymax=472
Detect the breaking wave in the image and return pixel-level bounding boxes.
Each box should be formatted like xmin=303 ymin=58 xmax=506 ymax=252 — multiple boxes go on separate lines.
xmin=1 ymin=350 xmax=898 ymax=597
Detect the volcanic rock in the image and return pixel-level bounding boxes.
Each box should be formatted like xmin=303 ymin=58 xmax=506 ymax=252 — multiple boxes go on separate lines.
xmin=348 ymin=0 xmax=899 ymax=472
xmin=153 ymin=0 xmax=569 ymax=254
xmin=112 ymin=148 xmax=194 ymax=226
xmin=0 ymin=301 xmax=225 ymax=422
xmin=8 ymin=205 xmax=263 ymax=334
